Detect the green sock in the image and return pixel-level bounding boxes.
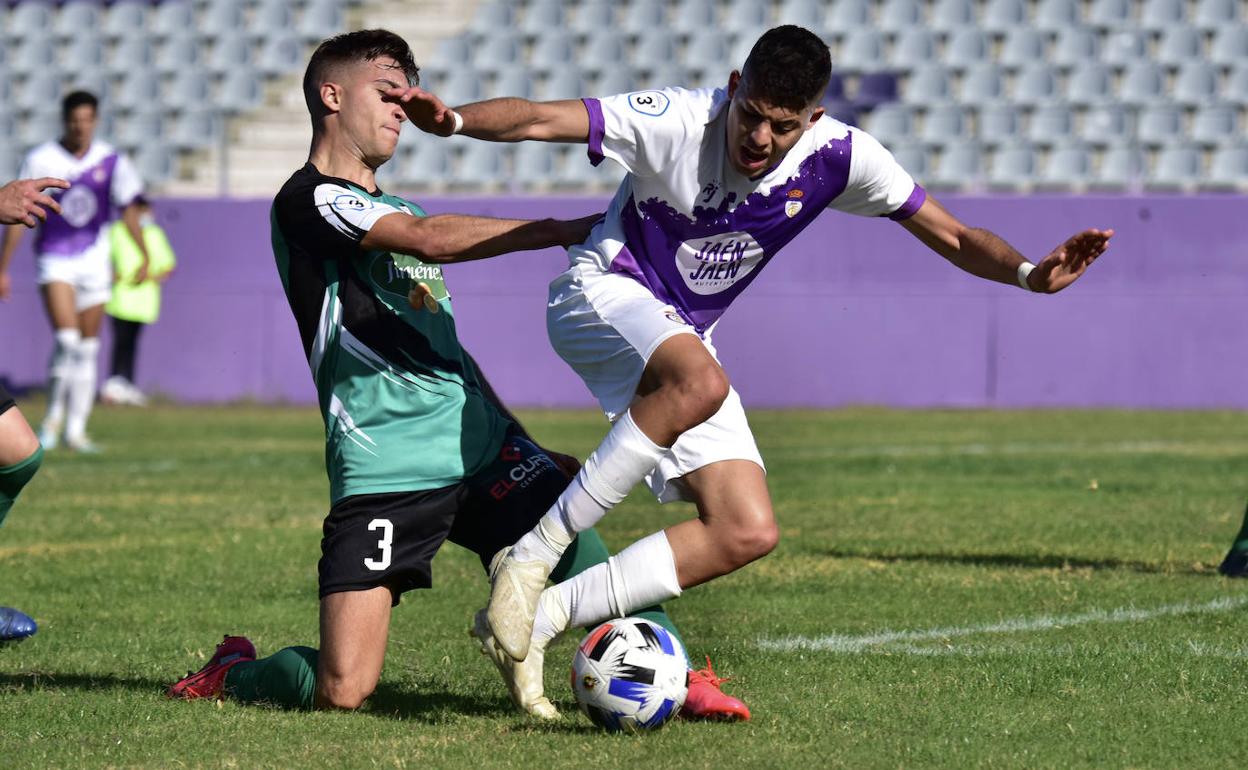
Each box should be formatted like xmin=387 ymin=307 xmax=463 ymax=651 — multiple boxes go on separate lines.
xmin=549 ymin=527 xmax=686 ymax=654
xmin=223 ymin=646 xmax=318 ymax=709
xmin=1230 ymin=502 xmax=1248 ymax=552
xmin=0 ymin=446 xmax=43 ymax=528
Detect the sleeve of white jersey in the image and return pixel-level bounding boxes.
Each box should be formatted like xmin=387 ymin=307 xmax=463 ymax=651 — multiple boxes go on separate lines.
xmin=111 ymin=153 xmax=144 ymax=207
xmin=311 ymin=182 xmax=408 ymax=243
xmin=828 ymin=127 xmax=926 ymax=221
xmin=583 ymin=88 xmax=698 ymax=177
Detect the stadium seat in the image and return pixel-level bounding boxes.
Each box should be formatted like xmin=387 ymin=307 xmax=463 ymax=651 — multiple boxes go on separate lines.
xmin=11 ymin=71 xmax=61 ymax=113
xmin=684 ymin=30 xmax=733 ymax=78
xmin=200 ymin=0 xmax=246 ymax=40
xmin=1224 ymin=65 xmax=1248 ymax=105
xmin=1014 ymin=65 xmax=1061 ymax=107
xmin=1171 ymin=63 xmax=1221 ymax=107
xmin=541 ymin=69 xmax=586 ymax=101
xmin=406 ymin=142 xmax=453 ymax=186
xmin=837 ymin=29 xmax=886 ymax=75
xmin=595 ymin=69 xmax=638 ymax=97
xmin=257 ymin=33 xmax=306 ymax=77
xmin=1146 ymin=144 xmax=1203 ymax=190
xmin=877 ymin=0 xmax=923 ymax=33
xmin=69 ymin=72 xmax=111 ymax=103
xmin=1202 ymin=144 xmax=1248 ymax=190
xmin=1065 ymin=62 xmax=1114 ymax=106
xmin=1190 ymin=104 xmax=1239 ymax=147
xmin=889 ymin=29 xmax=937 ymax=73
xmin=1140 ymin=0 xmax=1187 ymax=31
xmin=900 ymin=68 xmax=948 ymax=106
xmin=858 ymin=71 xmax=902 ymax=109
xmin=890 ymin=145 xmax=929 ymax=177
xmin=1209 ymin=26 xmax=1248 ymax=66
xmin=155 ymin=31 xmax=203 ymax=74
xmin=55 ymin=0 xmax=102 ymax=41
xmin=999 ymin=29 xmax=1048 ymax=72
xmin=1051 ymin=29 xmax=1100 ymax=71
xmin=631 ymin=31 xmax=678 ymax=71
xmin=645 ymin=64 xmax=691 ymax=90
xmin=929 ymin=141 xmax=982 ymax=191
xmin=63 ymin=37 xmax=107 ymax=72
xmin=580 ymin=30 xmax=629 ymax=76
xmin=469 ymin=1 xmax=513 ymax=36
xmin=1156 ymin=26 xmax=1205 ymax=67
xmin=1093 ymin=145 xmax=1144 ymax=189
xmin=520 ymin=0 xmax=564 ymax=38
xmin=218 ymin=70 xmax=262 ymax=112
xmin=0 ymin=144 xmax=18 ymax=182
xmin=115 ymin=71 xmax=162 ymax=112
xmin=621 ymin=0 xmax=667 ymax=31
xmin=453 ymin=143 xmax=506 ymax=190
xmin=928 ymin=0 xmax=977 ymax=33
xmin=944 ymin=29 xmax=990 ymax=72
xmin=1037 ymin=144 xmax=1092 ymax=190
xmin=9 ymin=38 xmax=57 ymax=75
xmin=435 ymin=70 xmax=484 ymax=107
xmin=252 ymin=0 xmax=294 ymax=39
xmin=672 ymin=0 xmax=717 ymax=31
xmin=5 ymin=2 xmax=53 ymax=43
xmin=150 ymin=1 xmax=194 ymax=39
xmin=103 ymin=0 xmax=150 ymax=41
xmin=513 ymin=142 xmax=556 ymax=186
xmin=987 ymin=143 xmax=1037 ymax=191
xmin=960 ymin=63 xmax=1005 ymax=104
xmin=778 ymin=0 xmax=827 ymax=29
xmin=864 ymin=103 xmax=915 ymax=148
xmin=116 ymin=112 xmax=165 ymax=150
xmin=16 ymin=110 xmax=62 ymax=149
xmin=981 ymin=0 xmax=1028 ymax=33
xmin=1080 ymin=105 xmax=1133 ymax=147
xmin=167 ymin=108 xmax=223 ymax=151
xmin=298 ymin=0 xmax=344 ymax=42
xmin=1118 ymin=62 xmax=1168 ymax=105
xmin=109 ymin=36 xmax=155 ymax=76
xmin=530 ymin=31 xmax=576 ymax=75
xmin=570 ymin=1 xmax=615 ymax=33
xmin=472 ymin=31 xmax=523 ymax=75
xmin=1034 ymin=0 xmax=1082 ymax=30
xmin=724 ymin=0 xmax=769 ymax=30
xmin=919 ymin=103 xmax=966 ymax=148
xmin=490 ymin=69 xmax=535 ymax=100
xmin=976 ymin=103 xmax=1022 ymax=147
xmin=1027 ymin=104 xmax=1075 ymax=146
xmin=1088 ymin=0 xmax=1133 ymax=29
xmin=1137 ymin=105 xmax=1184 ymax=147
xmin=1102 ymin=30 xmax=1150 ymax=69
xmin=1193 ymin=0 xmax=1240 ymax=30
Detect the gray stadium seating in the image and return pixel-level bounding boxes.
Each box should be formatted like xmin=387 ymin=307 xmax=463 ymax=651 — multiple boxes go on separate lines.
xmin=1203 ymin=144 xmax=1248 ymax=190
xmin=1190 ymin=104 xmax=1239 ymax=147
xmin=1013 ymin=64 xmax=1061 ymax=107
xmin=988 ymin=143 xmax=1037 ymax=191
xmin=945 ymin=29 xmax=990 ymax=72
xmin=541 ymin=69 xmax=586 ymax=100
xmin=928 ymin=141 xmax=982 ymax=191
xmin=890 ymin=29 xmax=937 ymax=73
xmin=1094 ymin=146 xmax=1145 ymax=189
xmin=1210 ymin=26 xmax=1248 ymax=67
xmin=491 ymin=69 xmax=535 ymax=100
xmin=929 ymin=0 xmax=977 ymax=32
xmin=1028 ymin=104 xmax=1075 ymax=146
xmin=1194 ymin=0 xmax=1240 ymax=30
xmin=877 ymin=0 xmax=923 ymax=33
xmin=1088 ymin=0 xmax=1133 ymax=29
xmin=725 ymin=0 xmax=769 ymax=29
xmin=1171 ymin=63 xmax=1221 ymax=107
xmin=1147 ymin=144 xmax=1203 ymax=190
xmin=571 ymin=1 xmax=615 ymax=33
xmin=1140 ymin=0 xmax=1186 ymax=31
xmin=1156 ymin=27 xmax=1204 ymax=67
xmin=1081 ymin=105 xmax=1134 ymax=147
xmin=673 ymin=0 xmax=717 ymax=31
xmin=982 ymin=0 xmax=1028 ymax=33
xmin=1066 ymin=62 xmax=1115 ymax=106
xmin=977 ymin=103 xmax=1022 ymax=146
xmin=1038 ymin=144 xmax=1093 ymax=190
xmin=919 ymin=103 xmax=966 ymax=148
xmin=1035 ymin=0 xmax=1082 ymax=30
xmin=999 ymin=28 xmax=1047 ymax=71
xmin=779 ymin=0 xmax=828 ymax=29
xmin=1118 ymin=62 xmax=1168 ymax=105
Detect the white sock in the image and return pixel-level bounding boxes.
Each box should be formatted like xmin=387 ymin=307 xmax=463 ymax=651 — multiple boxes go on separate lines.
xmin=531 ymin=531 xmax=683 ymax=647
xmin=43 ymin=328 xmax=80 ymax=429
xmin=511 ymin=411 xmax=666 ymax=567
xmin=64 ymin=336 xmax=99 ymax=443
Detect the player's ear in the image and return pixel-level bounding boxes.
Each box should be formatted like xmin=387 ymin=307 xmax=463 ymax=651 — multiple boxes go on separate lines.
xmin=807 ymin=106 xmax=824 ymax=128
xmin=320 ymin=82 xmax=343 ymax=114
xmin=727 ymin=70 xmax=741 ymax=98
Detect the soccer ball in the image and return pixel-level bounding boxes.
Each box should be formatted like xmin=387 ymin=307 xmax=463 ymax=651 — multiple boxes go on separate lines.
xmin=571 ymin=617 xmax=688 ymax=733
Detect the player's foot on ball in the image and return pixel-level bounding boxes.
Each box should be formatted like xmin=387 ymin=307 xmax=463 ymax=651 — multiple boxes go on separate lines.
xmin=167 ymin=635 xmax=256 ymax=700
xmin=486 ymin=547 xmax=551 ymax=662
xmin=0 ymin=607 xmax=37 ymax=642
xmin=1219 ymin=548 xmax=1248 ymax=577
xmin=680 ymin=656 xmax=751 ymax=721
xmin=470 ymin=607 xmax=559 ymax=720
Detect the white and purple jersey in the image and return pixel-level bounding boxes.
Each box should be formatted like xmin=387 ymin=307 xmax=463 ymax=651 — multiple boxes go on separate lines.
xmin=19 ymin=140 xmax=143 ymax=262
xmin=575 ymin=87 xmax=925 ymax=334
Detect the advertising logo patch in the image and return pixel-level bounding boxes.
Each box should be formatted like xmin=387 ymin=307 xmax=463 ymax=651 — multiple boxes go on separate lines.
xmin=676 ymin=231 xmax=764 ymax=296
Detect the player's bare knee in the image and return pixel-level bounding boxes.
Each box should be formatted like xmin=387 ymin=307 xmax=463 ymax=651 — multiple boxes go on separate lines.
xmin=668 ymin=364 xmax=730 ymax=430
xmin=317 ymin=674 xmax=375 ymax=710
xmin=723 ymin=518 xmax=779 ymax=568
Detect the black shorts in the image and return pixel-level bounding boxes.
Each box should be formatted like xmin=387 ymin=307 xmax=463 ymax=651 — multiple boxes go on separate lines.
xmin=0 ymin=382 xmax=14 ymax=416
xmin=318 ymin=430 xmax=570 ymax=603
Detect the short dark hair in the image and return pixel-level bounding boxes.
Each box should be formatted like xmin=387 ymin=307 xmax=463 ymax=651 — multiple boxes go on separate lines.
xmin=303 ymin=29 xmax=419 ymax=122
xmin=62 ymin=90 xmax=98 ymax=120
xmin=740 ymin=26 xmax=832 ymax=111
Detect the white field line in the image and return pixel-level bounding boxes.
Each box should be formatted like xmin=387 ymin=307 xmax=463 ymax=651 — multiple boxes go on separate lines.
xmin=773 ymin=439 xmax=1248 ymax=460
xmin=757 ymin=596 xmax=1248 ymax=654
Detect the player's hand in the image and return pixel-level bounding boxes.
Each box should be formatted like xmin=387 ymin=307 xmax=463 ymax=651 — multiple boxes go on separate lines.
xmin=0 ymin=271 xmax=10 ymax=302
xmin=544 ymin=450 xmax=581 ymax=479
xmin=1028 ymin=228 xmax=1114 ymax=293
xmin=132 ymin=263 xmax=150 ymax=286
xmin=0 ymin=177 xmax=69 ymax=228
xmin=385 ymin=86 xmax=458 ymax=137
xmin=554 ymin=214 xmax=603 ymax=248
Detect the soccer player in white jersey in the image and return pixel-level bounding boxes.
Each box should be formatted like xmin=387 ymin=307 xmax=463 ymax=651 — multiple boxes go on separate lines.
xmin=0 ymin=91 xmax=148 ymax=452
xmin=400 ymin=26 xmax=1114 ymax=669
xmin=0 ymin=174 xmax=70 ymax=640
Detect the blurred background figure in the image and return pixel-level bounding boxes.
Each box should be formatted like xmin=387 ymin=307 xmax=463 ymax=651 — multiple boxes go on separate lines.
xmin=102 ymin=196 xmax=175 ymax=407
xmin=0 ymin=91 xmax=147 ymax=452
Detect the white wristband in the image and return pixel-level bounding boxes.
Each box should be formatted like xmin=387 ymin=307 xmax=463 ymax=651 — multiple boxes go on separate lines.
xmin=1016 ymin=261 xmax=1036 ymax=291
xmin=449 ymin=110 xmax=464 ymax=135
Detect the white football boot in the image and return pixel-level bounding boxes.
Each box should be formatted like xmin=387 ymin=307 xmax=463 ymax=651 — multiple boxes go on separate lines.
xmin=471 ymin=589 xmax=568 ymax=721
xmin=486 ymin=545 xmax=554 ymax=661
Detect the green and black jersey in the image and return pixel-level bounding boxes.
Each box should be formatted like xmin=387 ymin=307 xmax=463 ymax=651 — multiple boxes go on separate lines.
xmin=271 ymin=163 xmax=512 ymax=503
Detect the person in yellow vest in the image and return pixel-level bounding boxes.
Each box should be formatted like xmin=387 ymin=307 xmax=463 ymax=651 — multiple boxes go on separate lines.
xmin=102 ymin=197 xmax=175 ymax=407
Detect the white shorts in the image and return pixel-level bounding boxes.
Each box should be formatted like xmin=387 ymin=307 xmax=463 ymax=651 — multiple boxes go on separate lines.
xmin=547 ymin=263 xmax=765 ymax=503
xmin=37 ymin=252 xmax=111 ymax=311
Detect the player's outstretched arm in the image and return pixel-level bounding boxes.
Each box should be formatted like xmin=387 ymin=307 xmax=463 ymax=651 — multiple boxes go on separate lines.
xmin=361 ymin=211 xmax=600 ymax=264
xmin=387 ymin=86 xmax=590 ymax=143
xmin=900 ymin=195 xmax=1113 ymax=293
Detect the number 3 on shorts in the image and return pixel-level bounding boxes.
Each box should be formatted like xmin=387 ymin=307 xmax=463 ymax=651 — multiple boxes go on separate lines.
xmin=364 ymin=518 xmax=393 ymax=571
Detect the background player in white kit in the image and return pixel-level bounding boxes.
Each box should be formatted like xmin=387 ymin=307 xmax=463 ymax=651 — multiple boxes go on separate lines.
xmin=400 ymin=26 xmax=1114 ymax=666
xmin=0 ymin=91 xmax=148 ymax=452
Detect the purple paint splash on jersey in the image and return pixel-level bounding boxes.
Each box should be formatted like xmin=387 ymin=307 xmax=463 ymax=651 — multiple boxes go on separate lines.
xmin=612 ymin=131 xmax=856 ymax=334
xmin=36 ymin=153 xmax=120 ymax=257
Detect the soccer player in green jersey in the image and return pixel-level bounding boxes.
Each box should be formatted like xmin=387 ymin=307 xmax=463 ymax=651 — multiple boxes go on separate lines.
xmin=167 ymin=30 xmax=748 ymax=721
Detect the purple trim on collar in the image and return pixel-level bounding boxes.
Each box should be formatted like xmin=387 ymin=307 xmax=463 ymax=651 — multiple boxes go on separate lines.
xmin=583 ymin=98 xmax=606 ymax=167
xmin=888 ymin=184 xmax=926 ymax=221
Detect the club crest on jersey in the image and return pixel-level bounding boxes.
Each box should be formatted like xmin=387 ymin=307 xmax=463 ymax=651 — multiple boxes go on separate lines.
xmin=627 ymin=91 xmax=669 ymax=117
xmin=332 ymin=192 xmax=373 ymax=212
xmin=676 ymin=231 xmax=764 ymax=296
xmin=785 ymin=200 xmax=803 ymax=218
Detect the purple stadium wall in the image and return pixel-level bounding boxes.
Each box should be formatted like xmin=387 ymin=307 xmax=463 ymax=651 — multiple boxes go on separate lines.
xmin=1 ymin=195 xmax=1246 ymax=409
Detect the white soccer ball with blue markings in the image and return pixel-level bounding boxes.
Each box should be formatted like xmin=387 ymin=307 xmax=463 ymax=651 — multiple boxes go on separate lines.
xmin=571 ymin=617 xmax=688 ymax=733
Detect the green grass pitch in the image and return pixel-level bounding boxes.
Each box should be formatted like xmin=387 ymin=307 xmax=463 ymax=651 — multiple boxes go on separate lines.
xmin=2 ymin=403 xmax=1247 ymax=768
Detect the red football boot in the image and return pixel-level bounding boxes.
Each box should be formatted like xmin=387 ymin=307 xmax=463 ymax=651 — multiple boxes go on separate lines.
xmin=680 ymin=656 xmax=751 ymax=721
xmin=167 ymin=635 xmax=256 ymax=700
